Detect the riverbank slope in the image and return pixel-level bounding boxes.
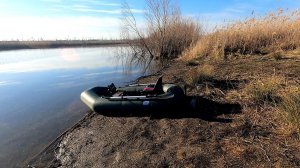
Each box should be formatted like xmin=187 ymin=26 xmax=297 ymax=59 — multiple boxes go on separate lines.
xmin=28 ymin=54 xmax=300 ymax=167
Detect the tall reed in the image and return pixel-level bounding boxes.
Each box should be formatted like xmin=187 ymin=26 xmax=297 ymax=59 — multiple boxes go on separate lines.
xmin=183 ymin=9 xmax=300 ymax=60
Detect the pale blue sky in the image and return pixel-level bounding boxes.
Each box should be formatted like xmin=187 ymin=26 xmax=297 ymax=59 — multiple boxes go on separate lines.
xmin=0 ymin=0 xmax=299 ymax=40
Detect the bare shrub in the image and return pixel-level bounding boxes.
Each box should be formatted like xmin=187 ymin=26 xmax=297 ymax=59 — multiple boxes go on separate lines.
xmin=121 ymin=0 xmax=201 ymax=70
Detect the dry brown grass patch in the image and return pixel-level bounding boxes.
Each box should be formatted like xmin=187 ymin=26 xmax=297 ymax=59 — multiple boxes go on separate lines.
xmin=279 ymin=86 xmax=300 ymax=132
xmin=185 ymin=64 xmax=214 ymax=86
xmin=270 ymin=50 xmax=284 ymax=60
xmin=245 ymin=75 xmax=286 ymax=106
xmin=182 ymin=9 xmax=300 ymax=61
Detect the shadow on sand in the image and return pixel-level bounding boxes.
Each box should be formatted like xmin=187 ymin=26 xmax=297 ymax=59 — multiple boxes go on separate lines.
xmin=98 ymin=96 xmax=242 ymax=123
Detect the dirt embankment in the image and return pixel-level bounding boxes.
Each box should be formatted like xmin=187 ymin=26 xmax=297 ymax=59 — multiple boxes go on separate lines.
xmin=29 ymin=56 xmax=300 ymax=168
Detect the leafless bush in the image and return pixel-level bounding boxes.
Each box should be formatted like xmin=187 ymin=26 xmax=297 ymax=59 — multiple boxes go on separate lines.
xmin=121 ymin=0 xmax=201 ymax=70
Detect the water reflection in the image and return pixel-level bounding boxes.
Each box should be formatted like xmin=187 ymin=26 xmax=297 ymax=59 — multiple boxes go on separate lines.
xmin=0 ymin=47 xmax=118 ymax=73
xmin=0 ymin=80 xmax=20 ymax=86
xmin=0 ymin=47 xmax=142 ymax=168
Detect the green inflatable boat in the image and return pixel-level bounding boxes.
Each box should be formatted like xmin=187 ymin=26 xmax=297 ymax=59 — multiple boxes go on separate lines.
xmin=80 ymin=76 xmax=185 ymax=113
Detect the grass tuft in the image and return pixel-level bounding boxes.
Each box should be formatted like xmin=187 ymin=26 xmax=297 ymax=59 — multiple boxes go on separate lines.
xmin=279 ymin=87 xmax=300 ymax=131
xmin=245 ymin=76 xmax=285 ymax=106
xmin=271 ymin=51 xmax=284 ymax=60
xmin=186 ymin=64 xmax=214 ymax=86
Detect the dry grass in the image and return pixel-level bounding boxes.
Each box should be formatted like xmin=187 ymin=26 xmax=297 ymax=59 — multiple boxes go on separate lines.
xmin=244 ymin=75 xmax=300 ymax=131
xmin=270 ymin=50 xmax=284 ymax=60
xmin=186 ymin=64 xmax=214 ymax=86
xmin=183 ymin=9 xmax=300 ymax=60
xmin=245 ymin=75 xmax=286 ymax=106
xmin=279 ymin=86 xmax=300 ymax=132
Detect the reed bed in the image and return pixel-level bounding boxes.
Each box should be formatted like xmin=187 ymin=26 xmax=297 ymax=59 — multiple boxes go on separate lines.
xmin=183 ymin=9 xmax=300 ymax=60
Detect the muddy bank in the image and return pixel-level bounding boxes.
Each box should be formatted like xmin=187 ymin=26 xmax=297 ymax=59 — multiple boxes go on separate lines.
xmin=28 ymin=59 xmax=300 ymax=167
xmin=27 ymin=112 xmax=96 ymax=167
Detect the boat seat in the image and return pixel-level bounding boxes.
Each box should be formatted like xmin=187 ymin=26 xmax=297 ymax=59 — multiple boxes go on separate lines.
xmin=116 ymin=76 xmax=164 ymax=96
xmin=143 ymin=76 xmax=163 ymax=94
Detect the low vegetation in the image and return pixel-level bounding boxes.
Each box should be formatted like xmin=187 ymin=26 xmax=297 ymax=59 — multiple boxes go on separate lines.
xmin=244 ymin=75 xmax=300 ymax=131
xmin=180 ymin=8 xmax=300 ymax=134
xmin=245 ymin=75 xmax=285 ymax=106
xmin=186 ymin=64 xmax=214 ymax=86
xmin=280 ymin=87 xmax=300 ymax=131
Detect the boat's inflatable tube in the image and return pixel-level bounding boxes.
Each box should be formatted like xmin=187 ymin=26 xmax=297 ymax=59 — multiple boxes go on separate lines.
xmin=80 ymin=84 xmax=185 ymax=113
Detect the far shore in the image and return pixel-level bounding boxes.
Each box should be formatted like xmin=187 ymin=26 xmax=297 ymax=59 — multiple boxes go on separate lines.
xmin=0 ymin=40 xmax=127 ymax=51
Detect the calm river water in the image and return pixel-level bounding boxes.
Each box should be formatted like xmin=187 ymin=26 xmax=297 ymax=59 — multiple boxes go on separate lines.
xmin=0 ymin=47 xmax=143 ymax=168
